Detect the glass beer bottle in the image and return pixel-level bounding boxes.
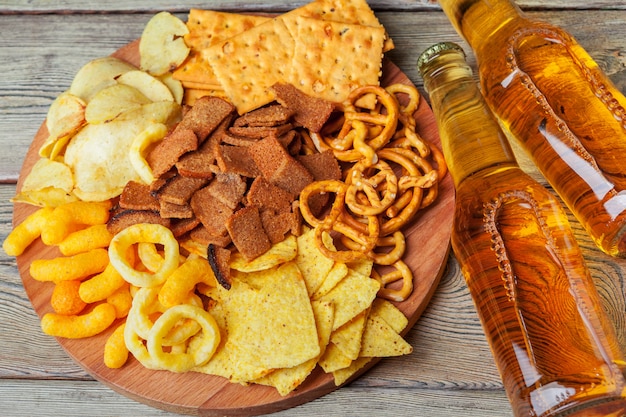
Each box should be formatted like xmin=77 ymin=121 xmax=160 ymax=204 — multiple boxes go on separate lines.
xmin=438 ymin=0 xmax=626 ymax=257
xmin=417 ymin=41 xmax=626 ymax=417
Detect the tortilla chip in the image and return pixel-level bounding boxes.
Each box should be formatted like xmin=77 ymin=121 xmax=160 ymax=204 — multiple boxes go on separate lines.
xmin=319 ymin=267 xmax=381 ymax=331
xmin=360 ymin=313 xmax=413 ymax=357
xmin=329 ymin=309 xmax=367 ymax=361
xmin=311 ymin=261 xmax=348 ymax=300
xmin=370 ymin=298 xmax=409 ymax=334
xmin=332 ymin=357 xmax=372 ymax=386
xmin=230 ymin=234 xmax=297 ymax=272
xmin=295 ymin=227 xmax=336 ymax=297
xmin=318 ymin=342 xmax=353 ymax=373
xmin=254 ymin=300 xmax=334 ymax=396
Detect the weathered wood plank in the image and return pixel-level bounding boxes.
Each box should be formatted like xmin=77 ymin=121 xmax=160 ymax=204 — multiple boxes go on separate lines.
xmin=0 ymin=0 xmax=625 ymax=13
xmin=0 ymin=379 xmax=513 ymax=417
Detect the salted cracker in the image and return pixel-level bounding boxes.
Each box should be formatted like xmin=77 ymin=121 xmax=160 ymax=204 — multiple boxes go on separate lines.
xmin=282 ymin=0 xmax=394 ymax=51
xmin=288 ymin=15 xmax=385 ymax=104
xmin=204 ymin=18 xmax=295 ymax=114
xmin=173 ymin=10 xmax=270 ymax=85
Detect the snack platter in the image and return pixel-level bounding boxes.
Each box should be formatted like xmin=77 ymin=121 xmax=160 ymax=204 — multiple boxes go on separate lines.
xmin=10 ymin=4 xmax=455 ymax=416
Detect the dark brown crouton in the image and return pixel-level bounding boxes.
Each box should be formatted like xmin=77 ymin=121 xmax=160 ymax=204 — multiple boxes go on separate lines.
xmin=159 ymin=200 xmax=194 ymax=219
xmin=190 ymin=186 xmax=234 ymax=237
xmin=247 ymin=176 xmax=294 ymax=212
xmin=176 ymin=96 xmax=235 ymax=143
xmin=260 ymin=208 xmax=300 ymax=244
xmin=119 ymin=181 xmax=160 ymax=211
xmin=176 ymin=151 xmax=218 ymax=179
xmin=207 ymin=244 xmax=232 ymax=290
xmin=296 ymin=149 xmax=342 ymax=181
xmin=270 ymin=83 xmax=335 ymax=132
xmin=248 ymin=135 xmax=314 ymax=195
xmin=233 ymin=104 xmax=295 ymax=127
xmin=169 ymin=216 xmax=201 ymax=238
xmin=225 ymin=205 xmax=271 ymax=261
xmin=156 ymin=175 xmax=209 ymax=206
xmin=205 ymin=172 xmax=247 ymax=210
xmin=215 ymin=145 xmax=260 ymax=178
xmin=106 ymin=209 xmax=170 ymax=235
xmin=228 ymin=123 xmax=293 ymax=140
xmin=147 ymin=128 xmax=198 ymax=178
xmin=189 ymin=225 xmax=232 ymax=248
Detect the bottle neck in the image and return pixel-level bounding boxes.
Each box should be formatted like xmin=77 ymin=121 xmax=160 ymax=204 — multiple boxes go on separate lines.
xmin=438 ymin=0 xmax=522 ymax=50
xmin=418 ymin=43 xmax=518 ymax=187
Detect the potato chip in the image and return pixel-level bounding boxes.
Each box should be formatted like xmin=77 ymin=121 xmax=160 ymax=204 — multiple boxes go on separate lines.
xmin=65 ymin=101 xmax=181 ymax=201
xmin=116 ymin=70 xmax=175 ymax=102
xmin=39 ymin=91 xmax=86 ymax=158
xmin=230 ymin=234 xmax=297 ymax=272
xmin=157 ymin=72 xmax=184 ymax=104
xmin=13 ymin=158 xmax=75 ymax=207
xmin=69 ymin=56 xmax=136 ymax=102
xmin=85 ymin=83 xmax=152 ymax=124
xmin=140 ymin=11 xmax=190 ymax=76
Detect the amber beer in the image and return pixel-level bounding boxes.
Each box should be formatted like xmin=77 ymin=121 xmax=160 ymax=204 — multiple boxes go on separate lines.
xmin=438 ymin=0 xmax=626 ymax=257
xmin=418 ymin=42 xmax=626 ymax=416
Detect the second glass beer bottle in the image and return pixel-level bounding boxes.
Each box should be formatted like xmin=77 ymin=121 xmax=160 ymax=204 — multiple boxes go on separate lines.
xmin=418 ymin=41 xmax=626 ymax=417
xmin=438 ymin=0 xmax=626 ymax=257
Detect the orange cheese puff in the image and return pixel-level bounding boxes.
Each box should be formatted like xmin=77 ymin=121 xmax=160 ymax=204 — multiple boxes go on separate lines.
xmin=2 ymin=207 xmax=54 ymax=256
xmin=79 ymin=262 xmax=126 ymax=303
xmin=41 ymin=303 xmax=117 ymax=339
xmin=104 ymin=323 xmax=129 ymax=369
xmin=159 ymin=256 xmax=216 ymax=308
xmin=50 ymin=280 xmax=86 ymax=315
xmin=107 ymin=283 xmax=133 ymax=319
xmin=30 ymin=248 xmax=109 ymax=282
xmin=58 ymin=224 xmax=113 ymax=256
xmin=41 ymin=201 xmax=112 ymax=245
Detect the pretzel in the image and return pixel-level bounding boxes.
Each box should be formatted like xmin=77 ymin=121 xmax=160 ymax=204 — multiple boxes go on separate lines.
xmin=371 ymin=260 xmax=414 ymax=302
xmin=345 ymin=159 xmax=399 ymax=216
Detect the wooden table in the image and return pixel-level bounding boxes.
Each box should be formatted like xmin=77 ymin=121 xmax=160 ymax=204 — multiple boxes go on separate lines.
xmin=2 ymin=1 xmax=626 ymax=416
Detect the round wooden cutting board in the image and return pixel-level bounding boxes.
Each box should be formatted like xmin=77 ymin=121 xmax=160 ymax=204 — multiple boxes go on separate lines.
xmin=14 ymin=40 xmax=455 ymax=416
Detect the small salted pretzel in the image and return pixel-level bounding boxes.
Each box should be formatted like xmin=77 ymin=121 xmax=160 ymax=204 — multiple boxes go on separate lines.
xmin=315 ymin=85 xmax=399 ymax=164
xmin=371 ymin=260 xmax=414 ymax=302
xmin=345 ymin=158 xmax=399 ymax=216
xmin=385 ymin=83 xmax=430 ymax=158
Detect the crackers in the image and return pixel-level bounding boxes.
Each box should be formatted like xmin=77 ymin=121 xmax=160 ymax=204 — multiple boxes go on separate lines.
xmin=179 ymin=0 xmax=392 ymax=113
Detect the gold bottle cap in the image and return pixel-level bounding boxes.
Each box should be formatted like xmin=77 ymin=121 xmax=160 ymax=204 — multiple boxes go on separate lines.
xmin=416 ymin=42 xmax=466 ymax=75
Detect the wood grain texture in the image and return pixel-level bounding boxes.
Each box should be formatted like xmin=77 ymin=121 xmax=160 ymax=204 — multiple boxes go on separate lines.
xmin=2 ymin=1 xmax=626 ymax=416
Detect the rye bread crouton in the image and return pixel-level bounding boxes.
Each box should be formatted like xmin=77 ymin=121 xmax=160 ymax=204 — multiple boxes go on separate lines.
xmin=147 ymin=128 xmax=198 ymax=179
xmin=248 ymin=135 xmax=314 ymax=195
xmin=156 ymin=175 xmax=209 ymax=206
xmin=107 ymin=209 xmax=170 ymax=235
xmin=228 ymin=123 xmax=293 ymax=139
xmin=207 ymin=244 xmax=232 ymax=290
xmin=205 ymin=172 xmax=247 ymax=209
xmin=270 ymin=83 xmax=335 ymax=132
xmin=225 ymin=205 xmax=271 ymax=261
xmin=233 ymin=104 xmax=294 ymax=127
xmin=215 ymin=145 xmax=261 ymax=178
xmin=169 ymin=216 xmax=201 ymax=238
xmin=190 ymin=186 xmax=234 ymax=238
xmin=189 ymin=225 xmax=232 ymax=248
xmin=247 ymin=176 xmax=294 ymax=212
xmin=119 ymin=181 xmax=160 ymax=211
xmin=260 ymin=207 xmax=301 ymax=244
xmin=159 ymin=200 xmax=194 ymax=219
xmin=176 ymin=96 xmax=235 ymax=143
